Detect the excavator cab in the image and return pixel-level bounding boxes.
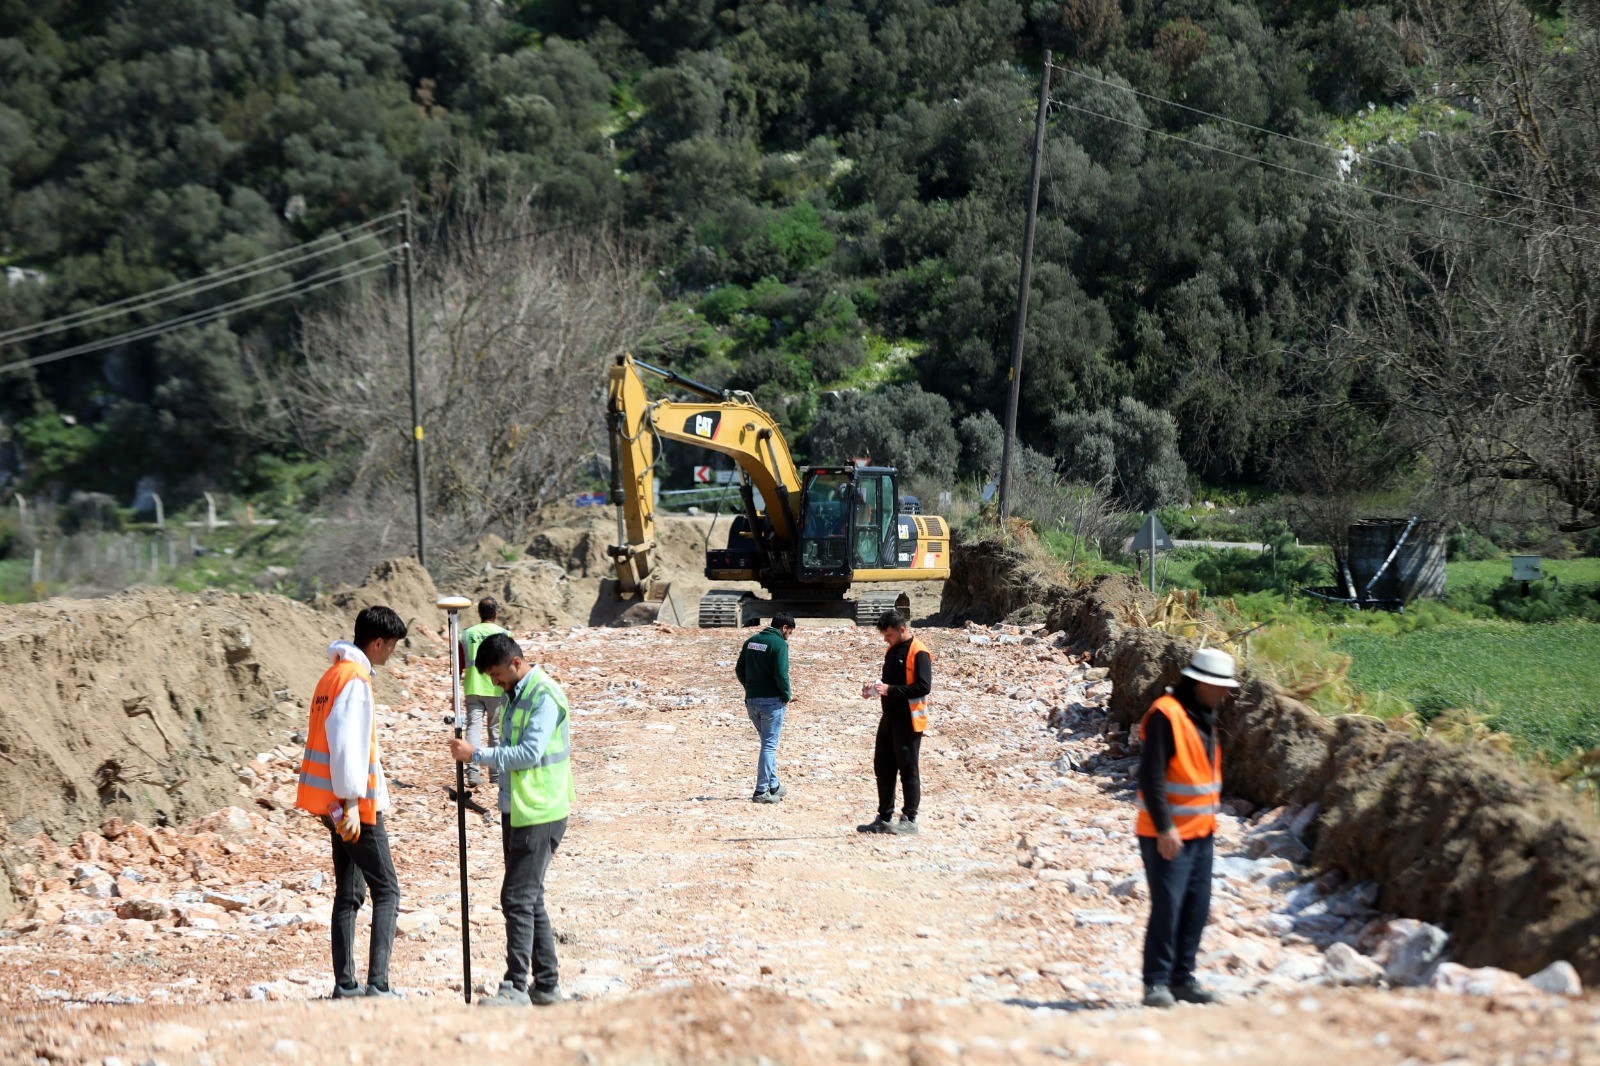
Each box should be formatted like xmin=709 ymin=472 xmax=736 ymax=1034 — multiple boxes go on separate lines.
xmin=798 ymin=467 xmax=899 ymax=579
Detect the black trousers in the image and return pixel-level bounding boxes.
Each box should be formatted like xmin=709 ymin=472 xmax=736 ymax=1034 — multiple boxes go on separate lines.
xmin=873 ymin=711 xmax=922 ymax=820
xmin=501 ymin=814 xmax=566 ymax=991
xmin=324 ymin=812 xmax=400 ymax=988
xmin=1139 ymin=832 xmax=1213 ymax=988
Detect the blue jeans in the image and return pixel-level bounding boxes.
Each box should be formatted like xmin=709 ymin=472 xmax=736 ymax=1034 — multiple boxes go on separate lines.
xmin=745 ymin=697 xmax=786 ymax=794
xmin=1139 ymin=833 xmax=1214 ymax=988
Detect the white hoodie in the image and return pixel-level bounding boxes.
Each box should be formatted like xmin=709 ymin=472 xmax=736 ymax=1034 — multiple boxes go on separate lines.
xmin=324 ymin=641 xmax=389 ymax=813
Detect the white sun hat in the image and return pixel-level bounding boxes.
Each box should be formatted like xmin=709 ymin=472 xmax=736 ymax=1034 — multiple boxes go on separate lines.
xmin=1180 ymin=646 xmax=1239 ymax=688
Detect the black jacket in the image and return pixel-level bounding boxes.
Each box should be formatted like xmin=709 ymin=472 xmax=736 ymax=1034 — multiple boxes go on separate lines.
xmin=1137 ymin=690 xmax=1217 ymax=834
xmin=879 ymin=637 xmax=932 ymax=724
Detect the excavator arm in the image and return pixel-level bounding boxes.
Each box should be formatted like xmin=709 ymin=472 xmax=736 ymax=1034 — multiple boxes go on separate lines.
xmin=606 ymin=352 xmax=804 ymax=603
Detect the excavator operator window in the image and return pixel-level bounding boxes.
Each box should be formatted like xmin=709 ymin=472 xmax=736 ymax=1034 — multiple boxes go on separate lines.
xmin=853 ymin=471 xmax=897 ymax=569
xmin=799 ymin=471 xmax=852 ymax=574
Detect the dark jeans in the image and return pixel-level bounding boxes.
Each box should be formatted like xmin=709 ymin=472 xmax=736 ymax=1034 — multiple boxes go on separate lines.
xmin=502 ymin=814 xmax=566 ymax=991
xmin=324 ymin=812 xmax=400 ymax=988
xmin=1139 ymin=832 xmax=1213 ymax=988
xmin=873 ymin=711 xmax=922 ymax=820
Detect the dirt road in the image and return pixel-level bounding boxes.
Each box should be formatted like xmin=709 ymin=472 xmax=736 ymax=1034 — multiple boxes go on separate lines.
xmin=3 ymin=622 xmax=1596 ymax=1064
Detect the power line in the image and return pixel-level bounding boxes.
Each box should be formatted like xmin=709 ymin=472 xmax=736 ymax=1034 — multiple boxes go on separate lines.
xmin=1049 ymin=98 xmax=1600 ymax=249
xmin=0 ymin=248 xmax=397 ymax=378
xmin=0 ymin=211 xmax=404 ymax=348
xmin=1049 ymin=62 xmax=1600 ymax=226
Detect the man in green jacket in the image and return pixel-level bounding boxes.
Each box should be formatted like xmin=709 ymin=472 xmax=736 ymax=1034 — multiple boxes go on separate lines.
xmin=449 ymin=633 xmax=574 ymax=1007
xmin=458 ymin=597 xmax=509 ymax=788
xmin=735 ymin=612 xmax=795 ymax=804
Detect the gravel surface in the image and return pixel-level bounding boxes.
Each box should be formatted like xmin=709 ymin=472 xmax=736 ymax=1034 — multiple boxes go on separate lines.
xmin=2 ymin=620 xmax=1594 ymax=1064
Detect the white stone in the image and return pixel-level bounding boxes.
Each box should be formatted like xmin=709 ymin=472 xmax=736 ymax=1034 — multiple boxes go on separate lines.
xmin=1430 ymin=962 xmax=1535 ymax=997
xmin=1527 ymin=960 xmax=1582 ymax=996
xmin=1072 ymin=910 xmax=1133 ymax=927
xmin=1322 ymin=942 xmax=1384 ymax=987
xmin=1381 ymin=922 xmax=1449 ymax=987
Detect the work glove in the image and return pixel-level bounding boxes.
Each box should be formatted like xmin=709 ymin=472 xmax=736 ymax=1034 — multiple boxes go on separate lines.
xmin=329 ymin=801 xmax=362 ymax=844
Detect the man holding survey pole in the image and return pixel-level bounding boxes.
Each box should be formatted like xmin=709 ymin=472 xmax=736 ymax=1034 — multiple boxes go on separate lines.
xmin=449 ymin=633 xmax=574 ymax=1007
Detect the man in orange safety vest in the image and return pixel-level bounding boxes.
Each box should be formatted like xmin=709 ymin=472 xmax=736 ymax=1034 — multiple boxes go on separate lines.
xmin=295 ymin=605 xmax=408 ymax=999
xmin=1135 ymin=646 xmax=1236 ymax=1008
xmin=856 ymin=609 xmax=932 ymax=837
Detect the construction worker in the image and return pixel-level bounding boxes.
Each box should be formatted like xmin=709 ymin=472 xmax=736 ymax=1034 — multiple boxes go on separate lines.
xmin=735 ymin=611 xmax=795 ymax=803
xmin=294 ymin=605 xmax=408 ymax=999
xmin=459 ymin=597 xmax=510 ymax=788
xmin=1135 ymin=646 xmax=1236 ymax=1008
xmin=449 ymin=633 xmax=574 ymax=1007
xmin=856 ymin=609 xmax=930 ymax=836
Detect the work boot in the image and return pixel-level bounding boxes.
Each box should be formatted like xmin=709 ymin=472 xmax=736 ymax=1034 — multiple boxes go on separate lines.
xmin=768 ymin=781 xmax=788 ymax=800
xmin=329 ymin=981 xmax=365 ymax=999
xmin=466 ymin=769 xmax=483 ymax=788
xmin=752 ymin=790 xmax=779 ymax=804
xmin=1171 ymin=980 xmax=1220 ymax=1005
xmin=856 ymin=816 xmax=894 ymax=834
xmin=364 ymin=982 xmax=400 ymax=999
xmin=889 ymin=816 xmax=918 ymax=835
xmin=1142 ymin=985 xmax=1176 ymax=1008
xmin=479 ymin=980 xmax=531 ymax=1007
xmin=529 ymin=985 xmax=564 ymax=1006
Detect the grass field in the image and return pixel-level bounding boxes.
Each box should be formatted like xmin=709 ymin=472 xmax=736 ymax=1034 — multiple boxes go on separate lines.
xmin=1446 ymin=556 xmax=1600 ymax=598
xmin=1336 ymin=617 xmax=1600 ymax=762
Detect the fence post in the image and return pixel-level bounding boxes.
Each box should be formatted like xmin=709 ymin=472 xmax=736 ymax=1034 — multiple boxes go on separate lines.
xmin=31 ymin=547 xmax=42 ymax=586
xmin=204 ymin=492 xmax=218 ymax=533
xmin=152 ymin=493 xmax=164 ymax=529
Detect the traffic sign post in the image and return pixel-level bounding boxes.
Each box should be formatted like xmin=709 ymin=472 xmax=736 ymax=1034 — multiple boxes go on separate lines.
xmin=1131 ymin=513 xmax=1174 ymax=593
xmin=693 ymin=465 xmax=712 ymax=483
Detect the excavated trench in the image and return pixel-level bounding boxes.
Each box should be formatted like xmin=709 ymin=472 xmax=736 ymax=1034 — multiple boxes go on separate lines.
xmin=942 ymin=533 xmax=1600 ymax=985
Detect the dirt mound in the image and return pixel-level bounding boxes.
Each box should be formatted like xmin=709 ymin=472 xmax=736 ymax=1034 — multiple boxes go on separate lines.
xmin=467 ymin=560 xmax=581 ymax=629
xmin=1099 ymin=622 xmax=1600 ymax=984
xmin=0 ymin=587 xmax=345 ymax=919
xmin=313 ymin=556 xmax=442 ymax=642
xmin=939 ymin=531 xmax=1152 ymax=643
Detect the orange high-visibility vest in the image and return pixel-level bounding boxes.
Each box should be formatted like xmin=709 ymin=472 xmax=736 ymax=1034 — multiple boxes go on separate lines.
xmin=1135 ymin=694 xmax=1221 ymax=840
xmin=295 ymin=659 xmax=380 ymax=825
xmin=904 ymin=637 xmax=931 ymax=733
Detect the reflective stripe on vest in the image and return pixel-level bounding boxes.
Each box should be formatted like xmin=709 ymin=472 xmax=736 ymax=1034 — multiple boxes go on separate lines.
xmin=502 ymin=667 xmax=575 ymax=828
xmin=295 ymin=659 xmax=381 ymax=825
xmin=904 ymin=636 xmax=930 ymax=733
xmin=1135 ymin=694 xmax=1222 ymax=841
xmin=461 ymin=622 xmax=509 ymax=699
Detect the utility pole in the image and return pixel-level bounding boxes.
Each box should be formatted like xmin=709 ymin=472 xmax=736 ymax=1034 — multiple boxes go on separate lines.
xmin=997 ymin=48 xmax=1052 ymax=525
xmin=404 ymin=201 xmax=427 ymax=568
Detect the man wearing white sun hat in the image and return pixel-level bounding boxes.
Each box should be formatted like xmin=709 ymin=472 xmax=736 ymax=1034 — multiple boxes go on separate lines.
xmin=1134 ymin=646 xmax=1238 ymax=1009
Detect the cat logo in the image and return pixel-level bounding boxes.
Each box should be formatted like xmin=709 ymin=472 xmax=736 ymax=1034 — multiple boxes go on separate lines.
xmin=685 ymin=412 xmax=721 ymax=440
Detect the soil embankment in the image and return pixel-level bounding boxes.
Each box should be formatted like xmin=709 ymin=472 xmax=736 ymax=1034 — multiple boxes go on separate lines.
xmin=945 ymin=530 xmax=1600 ymax=985
xmin=0 ymin=589 xmax=337 ymax=919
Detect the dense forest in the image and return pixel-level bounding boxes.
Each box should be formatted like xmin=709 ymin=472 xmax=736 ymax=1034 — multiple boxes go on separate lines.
xmin=2 ymin=1 xmax=1597 ymax=548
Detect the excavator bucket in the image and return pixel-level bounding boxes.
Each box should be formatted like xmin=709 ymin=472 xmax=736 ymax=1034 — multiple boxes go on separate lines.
xmin=614 ymin=582 xmax=686 ymax=627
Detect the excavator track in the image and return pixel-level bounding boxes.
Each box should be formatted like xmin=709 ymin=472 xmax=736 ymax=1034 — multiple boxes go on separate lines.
xmin=854 ymin=589 xmax=911 ymax=626
xmin=699 ymin=590 xmax=754 ymax=628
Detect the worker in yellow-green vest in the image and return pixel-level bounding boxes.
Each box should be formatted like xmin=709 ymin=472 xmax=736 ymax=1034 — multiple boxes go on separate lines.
xmin=449 ymin=633 xmax=574 ymax=1007
xmin=458 ymin=597 xmax=510 ymax=788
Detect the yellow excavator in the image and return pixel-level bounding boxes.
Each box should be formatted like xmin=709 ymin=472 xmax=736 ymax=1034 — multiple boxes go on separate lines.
xmin=605 ymin=352 xmax=952 ymax=627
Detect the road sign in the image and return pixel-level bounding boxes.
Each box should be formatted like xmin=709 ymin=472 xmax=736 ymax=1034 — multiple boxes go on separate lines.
xmin=693 ymin=465 xmax=713 ymax=483
xmin=573 ymin=491 xmax=606 ymax=508
xmin=1512 ymin=555 xmax=1542 ymax=582
xmin=1130 ymin=513 xmax=1174 ymax=552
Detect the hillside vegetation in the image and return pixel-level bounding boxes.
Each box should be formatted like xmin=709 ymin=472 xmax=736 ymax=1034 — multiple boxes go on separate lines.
xmin=3 ymin=1 xmax=1598 ymax=553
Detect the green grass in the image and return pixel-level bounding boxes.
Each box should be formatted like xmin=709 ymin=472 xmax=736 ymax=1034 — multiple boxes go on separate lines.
xmin=1446 ymin=557 xmax=1600 ymax=598
xmin=1335 ymin=617 xmax=1600 ymax=762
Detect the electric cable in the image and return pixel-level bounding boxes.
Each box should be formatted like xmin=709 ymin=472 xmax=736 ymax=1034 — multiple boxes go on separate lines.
xmin=0 ymin=211 xmax=403 ymax=347
xmin=1049 ymin=98 xmax=1600 ymax=248
xmin=1049 ymin=62 xmax=1600 ymax=225
xmin=0 ymin=249 xmax=396 ymax=378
